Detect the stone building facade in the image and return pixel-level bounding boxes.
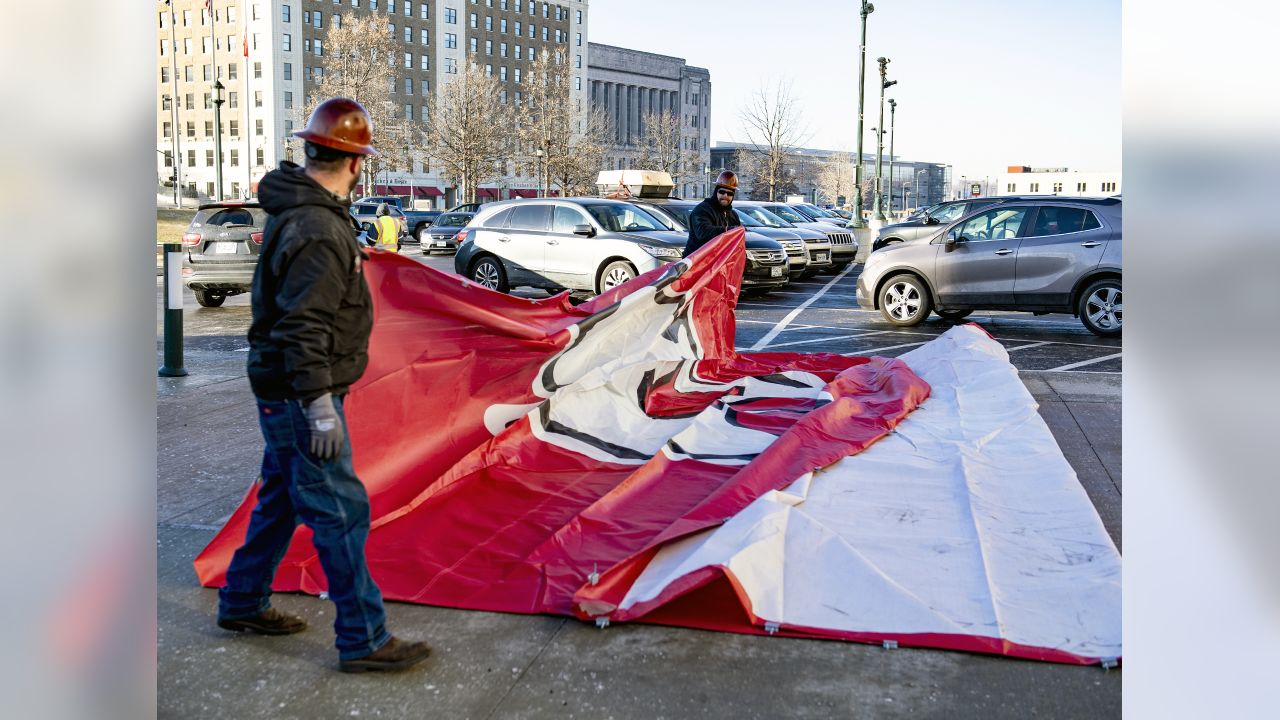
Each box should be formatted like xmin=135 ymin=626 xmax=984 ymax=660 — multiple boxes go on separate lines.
xmin=586 ymin=43 xmax=711 ymax=199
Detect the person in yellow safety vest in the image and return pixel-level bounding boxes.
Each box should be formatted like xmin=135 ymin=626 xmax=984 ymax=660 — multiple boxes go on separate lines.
xmin=374 ymin=203 xmax=399 ymax=252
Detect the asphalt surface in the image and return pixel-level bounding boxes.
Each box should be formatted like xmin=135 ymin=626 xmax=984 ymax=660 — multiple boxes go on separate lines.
xmin=157 ymin=248 xmax=1121 ymax=718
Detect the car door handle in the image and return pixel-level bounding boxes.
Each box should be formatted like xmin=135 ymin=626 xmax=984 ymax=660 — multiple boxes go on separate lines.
xmin=1080 ymin=241 xmax=1102 ymax=248
xmin=546 ymin=239 xmax=559 ymax=245
xmin=994 ymin=248 xmax=1014 ymax=255
xmin=498 ymin=236 xmax=511 ymax=243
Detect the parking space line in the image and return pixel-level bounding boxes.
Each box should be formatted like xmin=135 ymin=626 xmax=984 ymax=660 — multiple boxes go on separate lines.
xmin=737 ymin=330 xmax=891 ymax=352
xmin=1044 ymin=352 xmax=1123 ymax=372
xmin=841 ymin=341 xmax=930 ymax=356
xmin=1004 ymin=341 xmax=1053 ymax=352
xmin=747 ymin=264 xmax=859 ymax=351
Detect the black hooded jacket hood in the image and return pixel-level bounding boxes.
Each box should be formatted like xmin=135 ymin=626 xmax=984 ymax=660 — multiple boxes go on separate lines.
xmin=246 ymin=162 xmax=373 ymax=401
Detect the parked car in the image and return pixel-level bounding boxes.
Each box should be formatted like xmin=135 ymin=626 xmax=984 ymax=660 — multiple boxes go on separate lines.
xmin=358 ymin=195 xmax=442 ymax=243
xmin=350 ymin=202 xmax=408 ymax=248
xmin=447 ymin=202 xmax=485 ymax=214
xmin=453 ymin=198 xmax=788 ymax=296
xmin=739 ymin=201 xmax=858 ymax=270
xmin=855 ymin=197 xmax=1122 ymax=336
xmin=792 ymin=203 xmax=850 ymax=227
xmin=180 ymin=202 xmax=268 ymax=307
xmin=421 ymin=211 xmax=475 ymax=254
xmin=872 ymin=197 xmax=1027 ymax=252
xmin=624 ymin=198 xmax=797 ymax=286
xmin=733 ymin=205 xmax=834 ymax=278
xmin=825 ymin=208 xmax=854 ymax=222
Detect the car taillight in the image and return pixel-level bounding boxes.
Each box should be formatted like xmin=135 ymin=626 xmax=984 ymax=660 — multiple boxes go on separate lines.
xmin=249 ymin=232 xmax=264 ymax=244
xmin=182 ymin=232 xmax=202 ymax=247
xmin=455 ymin=230 xmax=471 ymax=244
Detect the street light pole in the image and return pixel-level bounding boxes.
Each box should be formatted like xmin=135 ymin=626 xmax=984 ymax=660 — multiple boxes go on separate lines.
xmin=166 ymin=1 xmax=182 ymax=207
xmin=213 ymin=80 xmax=225 ymax=201
xmin=535 ymin=148 xmax=544 ymax=198
xmin=872 ymin=57 xmax=895 ymax=223
xmin=851 ymin=1 xmax=874 ymax=229
xmin=887 ymin=97 xmax=896 ymax=218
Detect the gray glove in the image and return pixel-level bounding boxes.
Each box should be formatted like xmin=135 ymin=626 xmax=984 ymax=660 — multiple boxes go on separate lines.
xmin=303 ymin=393 xmax=344 ymax=461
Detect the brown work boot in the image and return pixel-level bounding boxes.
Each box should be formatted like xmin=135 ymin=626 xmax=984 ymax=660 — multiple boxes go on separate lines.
xmin=339 ymin=636 xmax=432 ymax=673
xmin=217 ymin=607 xmax=308 ymax=636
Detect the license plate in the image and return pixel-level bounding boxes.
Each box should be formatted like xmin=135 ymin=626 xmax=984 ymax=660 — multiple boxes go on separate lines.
xmin=770 ymin=266 xmax=784 ymax=277
xmin=814 ymin=251 xmax=829 ymax=262
xmin=210 ymin=241 xmax=238 ymax=254
xmin=435 ymin=240 xmax=448 ymax=247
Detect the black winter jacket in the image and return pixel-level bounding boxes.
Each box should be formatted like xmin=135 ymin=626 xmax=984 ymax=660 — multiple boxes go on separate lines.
xmin=247 ymin=162 xmax=373 ymax=401
xmin=683 ymin=197 xmax=742 ymax=257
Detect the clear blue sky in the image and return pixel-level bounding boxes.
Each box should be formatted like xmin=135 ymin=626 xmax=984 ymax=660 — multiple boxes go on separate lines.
xmin=586 ymin=0 xmax=1120 ymax=179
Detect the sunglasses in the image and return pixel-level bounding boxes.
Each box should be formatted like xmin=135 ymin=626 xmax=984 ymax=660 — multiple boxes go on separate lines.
xmin=716 ymin=189 xmax=735 ymax=197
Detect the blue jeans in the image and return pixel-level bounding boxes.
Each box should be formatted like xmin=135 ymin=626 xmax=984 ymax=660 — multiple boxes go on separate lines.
xmin=218 ymin=396 xmax=391 ymax=661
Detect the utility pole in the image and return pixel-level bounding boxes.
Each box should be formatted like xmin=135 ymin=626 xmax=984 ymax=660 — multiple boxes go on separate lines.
xmin=167 ymin=1 xmax=182 ymax=207
xmin=209 ymin=2 xmax=222 ymax=201
xmin=887 ymin=97 xmax=896 ymax=218
xmin=851 ymin=1 xmax=874 ymax=228
xmin=872 ymin=57 xmax=895 ymax=223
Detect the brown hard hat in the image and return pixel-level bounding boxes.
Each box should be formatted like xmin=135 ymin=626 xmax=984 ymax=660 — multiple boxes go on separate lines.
xmin=715 ymin=170 xmax=738 ymax=191
xmin=293 ymin=97 xmax=378 ymax=156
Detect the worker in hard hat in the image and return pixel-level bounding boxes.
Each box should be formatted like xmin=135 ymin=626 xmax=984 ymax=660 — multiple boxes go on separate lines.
xmin=683 ymin=170 xmax=743 ymax=257
xmin=217 ymin=97 xmax=431 ymax=674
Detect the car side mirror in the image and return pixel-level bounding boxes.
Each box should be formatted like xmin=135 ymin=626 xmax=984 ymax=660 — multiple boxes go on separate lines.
xmin=924 ymin=216 xmax=939 ymax=225
xmin=573 ymin=223 xmax=595 ymax=237
xmin=945 ymin=229 xmax=963 ymax=251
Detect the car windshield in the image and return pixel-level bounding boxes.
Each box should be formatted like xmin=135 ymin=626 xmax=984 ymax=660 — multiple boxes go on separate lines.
xmin=435 ymin=213 xmax=471 ymax=227
xmin=763 ymin=205 xmax=808 ymax=224
xmin=584 ymin=204 xmax=667 ymax=232
xmin=734 ymin=209 xmax=764 ymax=227
xmin=653 ymin=205 xmax=692 ymax=228
xmin=740 ymin=207 xmax=791 ymax=228
xmin=636 ymin=205 xmax=680 ymax=230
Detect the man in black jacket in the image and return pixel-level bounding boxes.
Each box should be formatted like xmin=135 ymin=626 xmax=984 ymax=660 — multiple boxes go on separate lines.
xmin=683 ymin=170 xmax=743 ymax=257
xmin=217 ymin=98 xmax=431 ymax=674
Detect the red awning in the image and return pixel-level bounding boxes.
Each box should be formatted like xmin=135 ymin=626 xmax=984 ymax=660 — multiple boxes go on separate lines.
xmin=510 ymin=189 xmax=538 ymax=199
xmin=476 ymin=187 xmax=499 ymax=199
xmin=548 ymin=190 xmax=561 ymax=197
xmin=415 ymin=187 xmax=444 ymax=197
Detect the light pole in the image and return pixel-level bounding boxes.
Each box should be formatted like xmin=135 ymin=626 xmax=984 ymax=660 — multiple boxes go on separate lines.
xmin=851 ymin=1 xmax=874 ymax=228
xmin=213 ymin=79 xmax=226 ymax=199
xmin=704 ymin=164 xmax=711 ymax=198
xmin=872 ymin=57 xmax=895 ymax=222
xmin=960 ymin=175 xmax=967 ymax=200
xmin=887 ymin=98 xmax=896 ymax=218
xmin=915 ymin=168 xmax=928 ymax=209
xmin=535 ymin=148 xmax=545 ymax=198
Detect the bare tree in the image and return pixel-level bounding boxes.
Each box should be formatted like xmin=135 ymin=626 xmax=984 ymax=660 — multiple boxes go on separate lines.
xmin=634 ymin=110 xmax=684 ymax=177
xmin=738 ymin=80 xmax=811 ymax=201
xmin=302 ymin=16 xmax=405 ymax=194
xmin=514 ymin=51 xmax=607 ymax=197
xmin=425 ymin=62 xmax=513 ymax=204
xmin=547 ymin=107 xmax=614 ymax=197
xmin=816 ymin=152 xmax=856 ymax=206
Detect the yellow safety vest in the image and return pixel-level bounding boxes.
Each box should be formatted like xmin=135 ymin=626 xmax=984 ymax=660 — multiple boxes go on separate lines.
xmin=375 ymin=215 xmax=399 ymax=251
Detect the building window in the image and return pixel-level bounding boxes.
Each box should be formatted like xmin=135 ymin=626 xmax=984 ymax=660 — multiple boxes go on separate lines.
xmin=204 ymin=93 xmax=212 ymax=109
xmin=469 ymin=37 xmax=477 ymax=53
xmin=282 ymin=33 xmax=291 ymax=51
xmin=403 ymin=0 xmax=411 ymax=15
xmin=486 ymin=40 xmax=492 ymax=55
xmin=1006 ymin=183 xmax=1015 ymax=193
xmin=420 ymin=79 xmax=429 ymax=95
xmin=421 ymin=3 xmax=429 ymax=19
xmin=161 ymin=94 xmax=172 ymax=111
xmin=256 ymin=148 xmax=265 ymax=166
xmin=404 ymin=52 xmax=412 ymax=67
xmin=404 ymin=26 xmax=411 ymax=42
xmin=283 ymin=62 xmax=292 ymax=80
xmin=187 ymin=149 xmax=196 ymax=166
xmin=228 ymin=91 xmax=238 ymax=109
xmin=499 ymin=66 xmax=507 ymax=81
xmin=514 ymin=67 xmax=521 ymax=83
xmin=469 ymin=12 xmax=477 ymax=28
xmin=541 ymin=26 xmax=547 ymax=41
xmin=184 ymin=64 xmax=193 ymax=81
xmin=228 ymin=63 xmax=237 ymax=79
xmin=163 ymin=150 xmax=173 ymax=168
xmin=284 ymin=91 xmax=293 ymax=109
xmin=256 ymin=119 xmax=264 ymax=136
xmin=576 ymin=32 xmax=582 ymax=47
xmin=160 ymin=67 xmax=170 ymax=83
xmin=162 ymin=121 xmax=172 ymax=138
xmin=501 ymin=18 xmax=507 ymax=32
xmin=203 ymin=64 xmax=211 ymax=81
xmin=445 ymin=33 xmax=457 ymax=48
xmin=515 ymin=44 xmax=521 ymax=59
xmin=515 ymin=21 xmax=521 ymax=35
xmin=420 ymin=28 xmax=429 ymax=44
xmin=485 ymin=15 xmax=493 ymax=30
xmin=404 ymin=77 xmax=413 ymax=94
xmin=1077 ymin=182 xmax=1087 ymax=192
xmin=529 ymin=47 xmax=536 ymax=61
xmin=282 ymin=5 xmax=291 ymax=21
xmin=445 ymin=7 xmax=456 ymax=23
xmin=484 ymin=64 xmax=492 ymax=76
xmin=254 ymin=61 xmax=262 ymax=79
xmin=1052 ymin=182 xmax=1063 ymax=193
xmin=315 ymin=39 xmax=323 ymax=56
xmin=1030 ymin=182 xmax=1040 ymax=192
xmin=206 ymin=149 xmax=215 ymax=166
xmin=445 ymin=57 xmax=457 ymax=74
xmin=254 ymin=90 xmax=262 ymax=107
xmin=500 ymin=42 xmax=508 ymax=57
xmin=574 ymin=76 xmax=581 ymax=90
xmin=404 ymin=103 xmax=412 ymax=119
xmin=528 ymin=23 xmax=534 ymax=38
xmin=420 ymin=54 xmax=429 ymax=70
xmin=576 ymin=9 xmax=582 ymax=23
xmin=230 ymin=149 xmax=240 ymax=167
xmin=185 ymin=93 xmax=194 ymax=110
xmin=182 ymin=9 xmax=191 ymax=26
xmin=542 ymin=1 xmax=548 ymax=18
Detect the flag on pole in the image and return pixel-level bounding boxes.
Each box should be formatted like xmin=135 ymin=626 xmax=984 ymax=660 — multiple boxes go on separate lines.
xmin=242 ymin=26 xmax=248 ymax=57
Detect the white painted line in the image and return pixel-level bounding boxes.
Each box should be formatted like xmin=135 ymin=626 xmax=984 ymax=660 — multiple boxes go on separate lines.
xmin=1003 ymin=341 xmax=1053 ymax=352
xmin=747 ymin=263 xmax=859 ymax=351
xmin=841 ymin=341 xmax=930 ymax=356
xmin=760 ymin=330 xmax=891 ymax=350
xmin=1043 ymin=352 xmax=1123 ymax=372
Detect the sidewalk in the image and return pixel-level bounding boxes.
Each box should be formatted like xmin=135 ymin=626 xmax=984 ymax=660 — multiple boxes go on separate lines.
xmin=158 ymin=349 xmax=1121 ymax=718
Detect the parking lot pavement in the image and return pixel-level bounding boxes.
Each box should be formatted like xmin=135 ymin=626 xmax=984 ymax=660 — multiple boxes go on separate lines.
xmin=157 ymin=254 xmax=1121 ymax=717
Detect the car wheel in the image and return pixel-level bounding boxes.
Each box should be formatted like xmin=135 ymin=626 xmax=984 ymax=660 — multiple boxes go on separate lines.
xmin=469 ymin=256 xmax=509 ymax=293
xmin=598 ymin=260 xmax=637 ymax=293
xmin=936 ymin=309 xmax=973 ymax=322
xmin=879 ymin=274 xmax=931 ymax=327
xmin=1078 ymin=279 xmax=1122 ymax=337
xmin=193 ymin=289 xmax=226 ymax=308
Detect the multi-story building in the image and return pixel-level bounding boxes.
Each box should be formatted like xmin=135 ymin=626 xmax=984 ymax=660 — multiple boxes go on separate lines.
xmin=586 ymin=43 xmax=710 ymax=199
xmin=157 ymin=0 xmax=589 ymax=208
xmin=990 ymin=166 xmax=1121 ymax=198
xmin=710 ymin=142 xmax=950 ymax=211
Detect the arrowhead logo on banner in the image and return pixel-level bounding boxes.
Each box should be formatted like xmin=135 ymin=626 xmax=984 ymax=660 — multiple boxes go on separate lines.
xmin=195 ymin=229 xmax=1121 ymax=665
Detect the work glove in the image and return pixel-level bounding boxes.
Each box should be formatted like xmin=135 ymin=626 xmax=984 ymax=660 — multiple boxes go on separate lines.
xmin=303 ymin=393 xmax=344 ymax=461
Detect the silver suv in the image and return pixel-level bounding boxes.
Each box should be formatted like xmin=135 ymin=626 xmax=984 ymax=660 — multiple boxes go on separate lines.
xmin=855 ymin=198 xmax=1122 ymax=336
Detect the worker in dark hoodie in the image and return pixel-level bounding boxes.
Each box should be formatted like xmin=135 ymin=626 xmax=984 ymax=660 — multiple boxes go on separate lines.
xmin=683 ymin=170 xmax=742 ymax=257
xmin=216 ymin=98 xmax=431 ymax=674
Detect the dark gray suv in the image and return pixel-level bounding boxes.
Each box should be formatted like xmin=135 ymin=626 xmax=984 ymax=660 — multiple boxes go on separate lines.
xmin=181 ymin=202 xmax=267 ymax=307
xmin=856 ymin=198 xmax=1122 ymax=336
